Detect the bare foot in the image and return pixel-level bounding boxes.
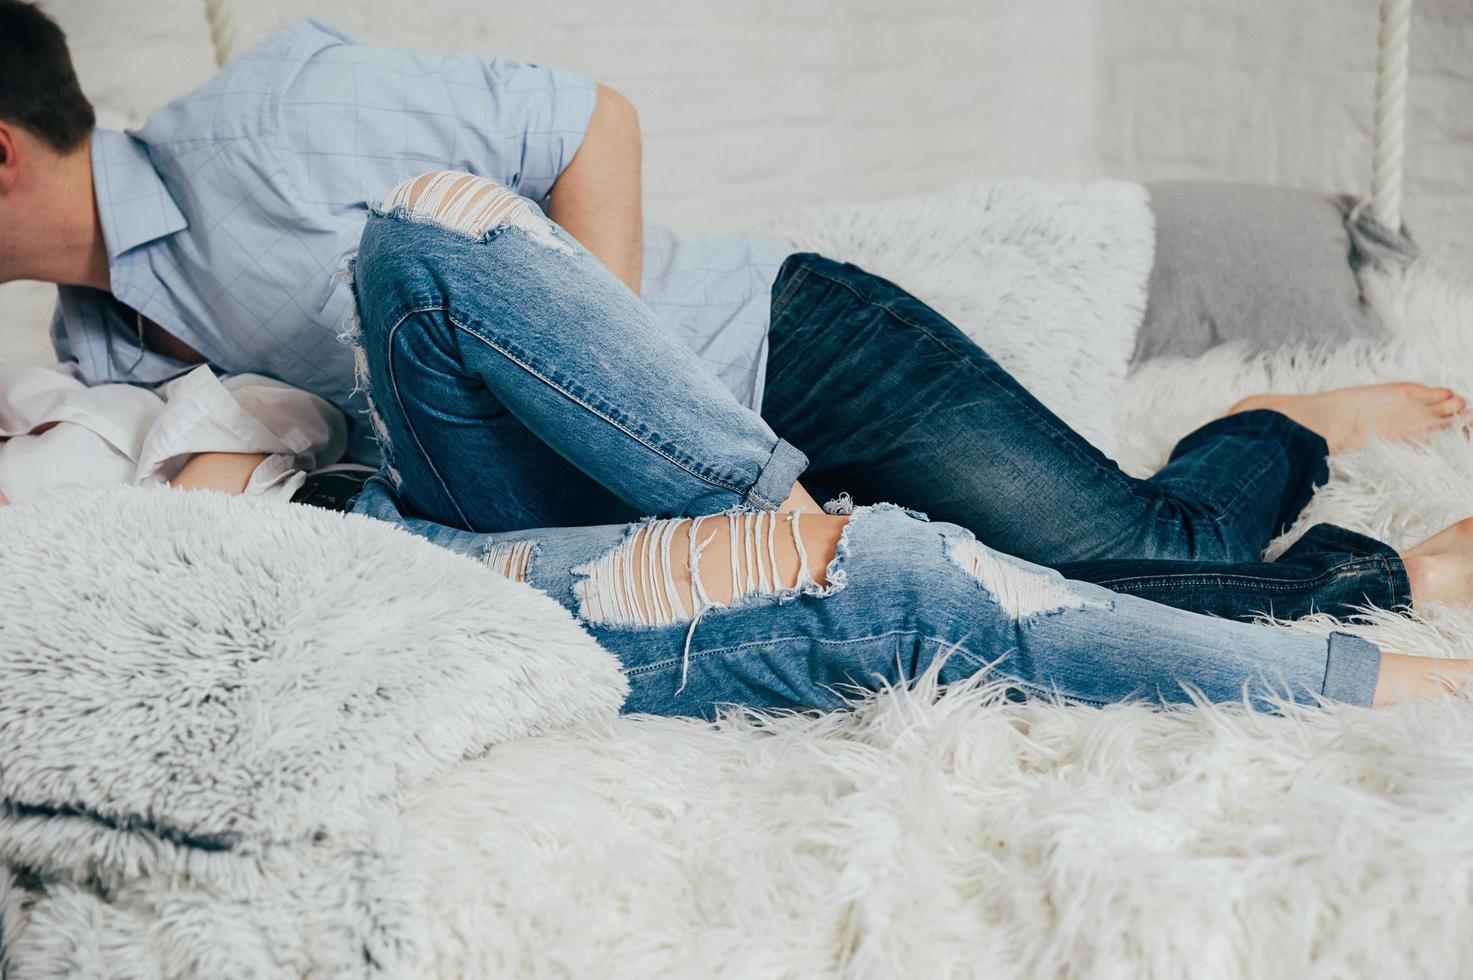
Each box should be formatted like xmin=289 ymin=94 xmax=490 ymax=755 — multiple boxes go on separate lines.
xmin=1403 ymin=518 xmax=1473 ymax=608
xmin=1230 ymin=383 xmax=1466 ymax=453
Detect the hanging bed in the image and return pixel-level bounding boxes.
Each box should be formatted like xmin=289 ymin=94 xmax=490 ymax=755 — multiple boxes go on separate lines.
xmin=5 ymin=1 xmax=1473 ymax=977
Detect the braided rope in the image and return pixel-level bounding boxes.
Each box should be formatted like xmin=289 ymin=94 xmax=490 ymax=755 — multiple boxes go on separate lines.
xmin=1369 ymin=0 xmax=1413 ymax=230
xmin=202 ymin=0 xmax=238 ymax=69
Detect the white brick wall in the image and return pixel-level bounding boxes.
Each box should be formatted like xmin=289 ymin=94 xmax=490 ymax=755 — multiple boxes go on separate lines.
xmin=1096 ymin=0 xmax=1473 ymax=263
xmin=1 ymin=0 xmax=1467 ymax=367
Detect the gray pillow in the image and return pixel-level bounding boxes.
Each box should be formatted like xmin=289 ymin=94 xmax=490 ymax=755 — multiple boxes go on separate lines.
xmin=1134 ymin=182 xmax=1404 ymax=363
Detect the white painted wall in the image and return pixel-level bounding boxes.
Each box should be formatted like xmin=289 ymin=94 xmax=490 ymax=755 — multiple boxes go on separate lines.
xmin=1 ymin=0 xmax=1467 ymax=368
xmin=1095 ymin=0 xmax=1473 ymax=262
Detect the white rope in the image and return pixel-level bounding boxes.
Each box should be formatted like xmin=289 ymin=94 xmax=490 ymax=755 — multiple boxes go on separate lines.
xmin=202 ymin=0 xmax=238 ymax=69
xmin=1369 ymin=0 xmax=1414 ymax=231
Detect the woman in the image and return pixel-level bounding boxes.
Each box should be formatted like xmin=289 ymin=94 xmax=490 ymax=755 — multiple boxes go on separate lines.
xmin=0 ymin=361 xmax=346 ymax=505
xmin=339 ymin=171 xmax=1473 ymax=719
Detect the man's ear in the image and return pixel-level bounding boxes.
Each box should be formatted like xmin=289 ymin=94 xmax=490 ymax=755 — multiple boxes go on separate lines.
xmin=0 ymin=123 xmax=19 ymax=192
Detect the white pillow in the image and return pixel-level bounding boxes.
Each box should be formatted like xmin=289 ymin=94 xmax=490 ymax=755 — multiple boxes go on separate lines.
xmin=0 ymin=486 xmax=627 ymax=881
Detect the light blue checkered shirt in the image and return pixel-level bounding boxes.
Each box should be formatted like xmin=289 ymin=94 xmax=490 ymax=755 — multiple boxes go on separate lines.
xmin=54 ymin=18 xmax=790 ymax=462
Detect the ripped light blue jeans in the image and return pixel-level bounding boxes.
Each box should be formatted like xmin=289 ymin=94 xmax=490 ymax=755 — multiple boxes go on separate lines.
xmin=346 ymin=173 xmax=1383 ymax=718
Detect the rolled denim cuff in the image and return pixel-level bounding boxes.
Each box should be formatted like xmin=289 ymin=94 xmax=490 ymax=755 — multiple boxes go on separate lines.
xmin=1320 ymin=630 xmax=1382 ymax=706
xmin=743 ymin=438 xmax=810 ymax=510
xmin=1290 ymin=522 xmax=1396 ymax=560
xmin=1284 ymin=523 xmax=1413 ymax=613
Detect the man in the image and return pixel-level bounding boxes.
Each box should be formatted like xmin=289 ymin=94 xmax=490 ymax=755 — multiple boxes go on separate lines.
xmin=0 ymin=4 xmax=783 ymax=466
xmin=3 ymin=1 xmax=1472 ymax=622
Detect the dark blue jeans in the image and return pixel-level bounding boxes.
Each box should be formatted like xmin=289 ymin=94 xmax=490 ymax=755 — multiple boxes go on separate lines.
xmin=346 ymin=189 xmax=1385 ymax=715
xmin=762 ymin=254 xmax=1410 ymax=621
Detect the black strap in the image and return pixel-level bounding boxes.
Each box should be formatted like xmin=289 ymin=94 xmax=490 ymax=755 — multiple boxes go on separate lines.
xmin=290 ymin=469 xmax=372 ymax=513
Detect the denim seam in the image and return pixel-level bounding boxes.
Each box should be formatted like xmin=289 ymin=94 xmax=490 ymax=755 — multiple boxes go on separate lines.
xmin=768 ymin=263 xmax=813 ymax=323
xmin=620 ymin=627 xmax=924 ymax=677
xmin=619 ymin=627 xmax=1113 ymax=707
xmin=1382 ymin=555 xmax=1406 ymax=609
xmin=383 ymin=306 xmax=478 ymax=530
xmin=444 ymin=312 xmax=758 ymax=499
xmin=1085 ymin=558 xmax=1388 ymax=593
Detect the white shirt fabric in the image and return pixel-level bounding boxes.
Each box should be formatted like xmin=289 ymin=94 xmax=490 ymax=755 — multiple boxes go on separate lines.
xmin=0 ymin=363 xmax=347 ymax=504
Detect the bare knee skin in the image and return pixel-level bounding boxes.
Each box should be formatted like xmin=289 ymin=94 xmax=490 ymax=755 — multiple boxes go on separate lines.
xmin=682 ymin=510 xmax=847 ymax=607
xmin=577 ymin=510 xmax=848 ymax=627
xmin=380 ymin=171 xmax=573 ymax=255
xmin=662 ymin=510 xmax=845 ymax=615
xmin=780 ymin=481 xmax=822 ymax=515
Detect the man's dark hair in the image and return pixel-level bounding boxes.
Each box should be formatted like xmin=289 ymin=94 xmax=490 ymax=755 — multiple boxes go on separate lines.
xmin=0 ymin=0 xmax=94 ymax=153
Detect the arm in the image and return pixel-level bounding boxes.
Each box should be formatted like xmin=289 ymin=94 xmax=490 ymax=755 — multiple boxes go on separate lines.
xmin=546 ymin=84 xmax=644 ymax=293
xmin=171 ymin=452 xmax=269 ymax=495
xmin=542 ymin=86 xmax=820 ymax=509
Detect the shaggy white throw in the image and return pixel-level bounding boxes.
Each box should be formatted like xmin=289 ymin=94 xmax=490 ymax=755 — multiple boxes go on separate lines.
xmin=0 ymin=490 xmax=627 ymax=978
xmin=399 ymin=197 xmax=1473 ymax=977
xmin=5 ymin=181 xmax=1473 ymax=978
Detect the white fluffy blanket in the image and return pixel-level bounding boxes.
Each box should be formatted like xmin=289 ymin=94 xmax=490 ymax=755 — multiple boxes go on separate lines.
xmin=0 ymin=491 xmax=627 ymax=978
xmin=7 ymin=181 xmax=1473 ymax=978
xmin=402 ymin=190 xmax=1473 ymax=978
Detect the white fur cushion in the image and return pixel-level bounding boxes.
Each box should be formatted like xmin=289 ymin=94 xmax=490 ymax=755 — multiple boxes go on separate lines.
xmin=0 ymin=487 xmax=627 ymax=875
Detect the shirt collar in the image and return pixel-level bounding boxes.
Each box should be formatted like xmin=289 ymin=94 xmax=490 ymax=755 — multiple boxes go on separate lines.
xmin=90 ymin=128 xmax=188 ymax=262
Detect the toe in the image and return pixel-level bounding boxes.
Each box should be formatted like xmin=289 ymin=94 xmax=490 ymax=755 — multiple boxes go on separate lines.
xmin=1418 ymin=385 xmax=1454 ymax=403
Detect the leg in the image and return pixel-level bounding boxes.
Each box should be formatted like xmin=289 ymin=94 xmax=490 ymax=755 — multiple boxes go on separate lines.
xmin=1060 ymin=523 xmax=1412 ymax=621
xmin=1230 ymin=385 xmax=1465 ymax=454
xmin=761 ymin=253 xmax=1453 ymax=565
xmin=1069 ymin=517 xmax=1473 ymax=619
xmin=595 ymin=507 xmax=1468 ymax=713
xmin=349 ymin=172 xmax=808 ymax=531
xmin=361 ymin=479 xmax=1469 ymax=718
xmin=601 ymin=506 xmax=1398 ymax=716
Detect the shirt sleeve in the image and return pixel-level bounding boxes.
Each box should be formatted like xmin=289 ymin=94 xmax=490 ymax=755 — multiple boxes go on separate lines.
xmin=0 ymin=365 xmax=161 ymax=504
xmin=137 ymin=366 xmax=348 ymax=489
xmin=282 ymin=36 xmax=599 ymax=204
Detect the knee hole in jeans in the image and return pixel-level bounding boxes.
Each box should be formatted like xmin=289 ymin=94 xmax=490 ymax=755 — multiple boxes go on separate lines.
xmin=377 ymin=171 xmax=573 ymax=254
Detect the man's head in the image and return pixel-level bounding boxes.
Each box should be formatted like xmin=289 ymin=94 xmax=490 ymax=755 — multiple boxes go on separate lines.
xmin=0 ymin=0 xmax=93 ymax=159
xmin=0 ymin=0 xmax=100 ymax=286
